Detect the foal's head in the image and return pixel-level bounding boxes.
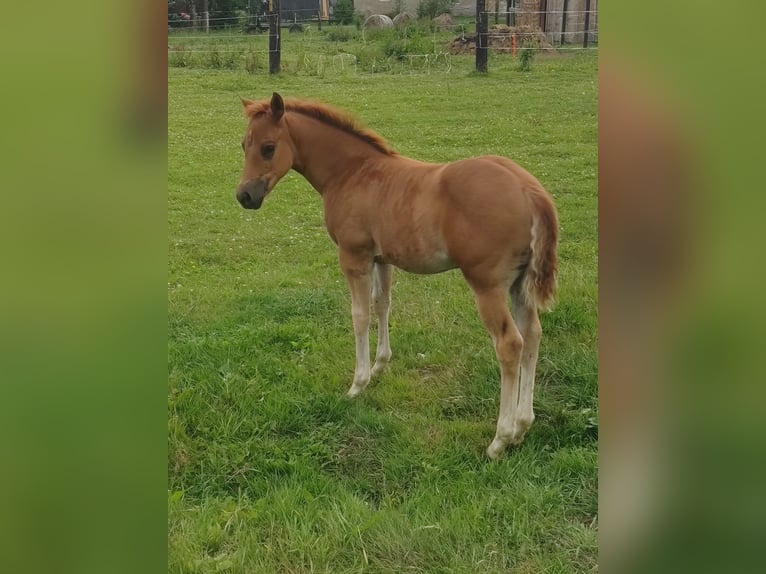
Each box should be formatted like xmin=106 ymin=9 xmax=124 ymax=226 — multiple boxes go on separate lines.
xmin=236 ymin=92 xmax=294 ymax=210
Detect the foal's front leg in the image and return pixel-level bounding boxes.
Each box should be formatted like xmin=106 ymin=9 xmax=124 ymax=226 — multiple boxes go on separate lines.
xmin=371 ymin=262 xmax=393 ymax=377
xmin=340 ymin=251 xmax=373 ymax=398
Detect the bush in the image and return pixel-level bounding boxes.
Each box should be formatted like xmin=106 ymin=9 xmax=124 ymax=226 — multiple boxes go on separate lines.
xmin=210 ymin=0 xmax=239 ymax=29
xmin=244 ymin=49 xmax=263 ymax=73
xmin=334 ymin=0 xmax=355 ymax=25
xmin=518 ymin=45 xmax=534 ymax=71
xmin=169 ymin=48 xmax=189 ymax=67
xmin=387 ymin=0 xmax=407 ymax=19
xmin=326 ymin=27 xmax=353 ymax=42
xmin=417 ymin=0 xmax=452 ymax=20
xmin=205 ymin=47 xmax=239 ymax=69
xmin=382 ymin=30 xmax=435 ymax=60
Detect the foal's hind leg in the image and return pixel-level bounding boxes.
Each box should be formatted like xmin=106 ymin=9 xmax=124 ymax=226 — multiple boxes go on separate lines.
xmin=470 ymin=285 xmax=524 ymax=460
xmin=371 ymin=262 xmax=393 ymax=377
xmin=510 ymin=286 xmax=542 ymax=445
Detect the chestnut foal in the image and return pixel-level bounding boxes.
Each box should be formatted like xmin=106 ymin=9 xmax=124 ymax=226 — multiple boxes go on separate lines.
xmin=236 ymin=93 xmax=558 ymax=459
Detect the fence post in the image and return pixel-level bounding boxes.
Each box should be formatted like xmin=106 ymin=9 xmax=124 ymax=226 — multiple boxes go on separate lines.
xmin=476 ymin=0 xmax=488 ymax=73
xmin=506 ymin=0 xmax=516 ymax=27
xmin=269 ymin=0 xmax=281 ymax=74
xmin=560 ymin=0 xmax=568 ymax=45
xmin=583 ymin=0 xmax=591 ymax=49
xmin=202 ymin=0 xmax=209 ymax=33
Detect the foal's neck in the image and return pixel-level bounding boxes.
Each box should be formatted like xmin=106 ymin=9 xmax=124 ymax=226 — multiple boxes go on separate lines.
xmin=286 ymin=113 xmax=386 ymax=194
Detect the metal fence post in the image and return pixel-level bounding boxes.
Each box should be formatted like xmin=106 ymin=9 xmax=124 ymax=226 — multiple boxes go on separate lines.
xmin=560 ymin=0 xmax=569 ymax=45
xmin=269 ymin=0 xmax=281 ymax=74
xmin=476 ymin=0 xmax=488 ymax=73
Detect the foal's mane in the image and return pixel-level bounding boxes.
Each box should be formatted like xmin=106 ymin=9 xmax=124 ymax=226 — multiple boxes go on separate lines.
xmin=244 ymin=98 xmax=397 ymax=156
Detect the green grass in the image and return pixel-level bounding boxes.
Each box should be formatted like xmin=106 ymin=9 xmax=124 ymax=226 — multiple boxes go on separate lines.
xmin=169 ymin=43 xmax=597 ymax=573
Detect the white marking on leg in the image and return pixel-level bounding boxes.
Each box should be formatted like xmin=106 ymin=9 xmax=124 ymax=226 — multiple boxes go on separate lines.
xmin=510 ymin=294 xmax=542 ymax=444
xmin=342 ymin=261 xmax=373 ymax=398
xmin=347 ymin=297 xmax=371 ymax=397
xmin=371 ymin=263 xmax=392 ymax=377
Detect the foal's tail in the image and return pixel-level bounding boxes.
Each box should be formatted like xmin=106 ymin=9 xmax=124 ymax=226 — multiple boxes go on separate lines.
xmin=521 ymin=188 xmax=559 ymax=311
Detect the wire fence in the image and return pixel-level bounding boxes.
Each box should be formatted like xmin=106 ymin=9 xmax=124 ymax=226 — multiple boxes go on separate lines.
xmin=168 ymin=9 xmax=326 ymax=26
xmin=166 ymin=9 xmax=600 ymax=25
xmin=167 ymin=6 xmax=598 ymax=75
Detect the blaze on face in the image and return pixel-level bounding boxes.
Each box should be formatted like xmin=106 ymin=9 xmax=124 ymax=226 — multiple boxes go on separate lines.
xmin=235 ymin=92 xmax=293 ymax=210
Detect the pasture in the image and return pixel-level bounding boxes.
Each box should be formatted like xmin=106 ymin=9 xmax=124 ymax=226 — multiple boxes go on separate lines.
xmin=168 ymin=40 xmax=597 ymax=573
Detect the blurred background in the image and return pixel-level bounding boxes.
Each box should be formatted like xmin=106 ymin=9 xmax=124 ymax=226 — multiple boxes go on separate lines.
xmin=1 ymin=1 xmax=765 ymax=573
xmin=601 ymin=2 xmax=766 ymax=572
xmin=0 ymin=1 xmax=166 ymax=573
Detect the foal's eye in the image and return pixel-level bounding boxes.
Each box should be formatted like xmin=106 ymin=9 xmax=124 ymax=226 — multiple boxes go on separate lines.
xmin=261 ymin=143 xmax=276 ymax=160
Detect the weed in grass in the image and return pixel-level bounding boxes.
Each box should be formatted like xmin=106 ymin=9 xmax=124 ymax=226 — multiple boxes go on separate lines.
xmin=519 ymin=45 xmax=535 ymax=71
xmin=243 ymin=49 xmax=262 ymax=74
xmin=169 ymin=46 xmax=189 ymax=68
xmin=382 ymin=31 xmax=435 ymax=61
xmin=325 ymin=27 xmax=354 ymax=42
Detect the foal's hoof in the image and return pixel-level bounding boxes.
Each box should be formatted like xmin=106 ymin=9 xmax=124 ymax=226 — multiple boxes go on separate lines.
xmin=370 ymin=362 xmax=389 ymax=377
xmin=346 ymin=385 xmax=364 ymax=398
xmin=486 ymin=438 xmax=509 ymax=460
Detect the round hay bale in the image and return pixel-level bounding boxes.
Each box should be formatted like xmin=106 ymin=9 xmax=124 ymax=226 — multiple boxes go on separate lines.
xmin=392 ymin=12 xmax=415 ymax=28
xmin=432 ymin=14 xmax=455 ymax=31
xmin=363 ymin=14 xmax=394 ymax=30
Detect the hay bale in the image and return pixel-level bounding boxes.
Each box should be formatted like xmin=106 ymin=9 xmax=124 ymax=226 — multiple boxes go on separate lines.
xmin=392 ymin=12 xmax=415 ymax=28
xmin=432 ymin=14 xmax=455 ymax=31
xmin=363 ymin=14 xmax=394 ymax=30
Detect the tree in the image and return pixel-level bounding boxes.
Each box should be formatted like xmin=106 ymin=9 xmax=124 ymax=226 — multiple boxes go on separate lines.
xmin=417 ymin=0 xmax=452 ymax=20
xmin=210 ymin=0 xmax=239 ymax=29
xmin=334 ymin=0 xmax=354 ymax=25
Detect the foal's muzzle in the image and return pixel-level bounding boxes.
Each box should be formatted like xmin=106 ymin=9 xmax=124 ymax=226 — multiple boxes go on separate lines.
xmin=236 ymin=179 xmax=268 ymax=210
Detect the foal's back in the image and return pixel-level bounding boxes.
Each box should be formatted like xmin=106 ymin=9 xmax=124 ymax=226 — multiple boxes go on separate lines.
xmin=330 ymin=154 xmax=537 ymax=278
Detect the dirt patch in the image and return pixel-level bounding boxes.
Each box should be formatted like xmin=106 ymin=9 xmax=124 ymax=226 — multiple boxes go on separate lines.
xmin=449 ymin=24 xmax=555 ymax=55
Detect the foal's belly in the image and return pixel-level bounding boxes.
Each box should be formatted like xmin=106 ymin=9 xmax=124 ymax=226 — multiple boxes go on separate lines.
xmin=376 ymin=247 xmax=456 ymax=274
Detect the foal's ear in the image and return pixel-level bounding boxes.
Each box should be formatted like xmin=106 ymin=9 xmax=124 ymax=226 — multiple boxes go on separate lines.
xmin=270 ymin=92 xmax=285 ymax=121
xmin=241 ymin=97 xmax=254 ymax=109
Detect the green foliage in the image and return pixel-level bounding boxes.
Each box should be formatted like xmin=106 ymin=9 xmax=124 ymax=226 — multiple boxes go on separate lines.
xmin=325 ymin=26 xmax=353 ymax=42
xmin=168 ymin=47 xmax=189 ymax=67
xmin=208 ymin=0 xmax=239 ymax=29
xmin=381 ymin=29 xmax=435 ymax=60
xmin=388 ymin=0 xmax=407 ymax=19
xmin=244 ymin=48 xmax=262 ymax=73
xmin=204 ymin=46 xmax=239 ymax=69
xmin=417 ymin=0 xmax=452 ymax=20
xmin=519 ymin=44 xmax=535 ymax=71
xmin=333 ymin=0 xmax=355 ymax=25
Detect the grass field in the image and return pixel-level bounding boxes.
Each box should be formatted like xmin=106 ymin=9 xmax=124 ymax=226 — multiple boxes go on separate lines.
xmin=168 ymin=35 xmax=597 ymax=573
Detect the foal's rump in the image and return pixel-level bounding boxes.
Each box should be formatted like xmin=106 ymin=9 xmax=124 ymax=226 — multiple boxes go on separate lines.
xmin=439 ymin=155 xmax=558 ymax=310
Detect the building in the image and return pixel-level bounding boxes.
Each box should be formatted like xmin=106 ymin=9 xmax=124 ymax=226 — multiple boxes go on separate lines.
xmin=350 ymin=0 xmax=598 ymax=45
